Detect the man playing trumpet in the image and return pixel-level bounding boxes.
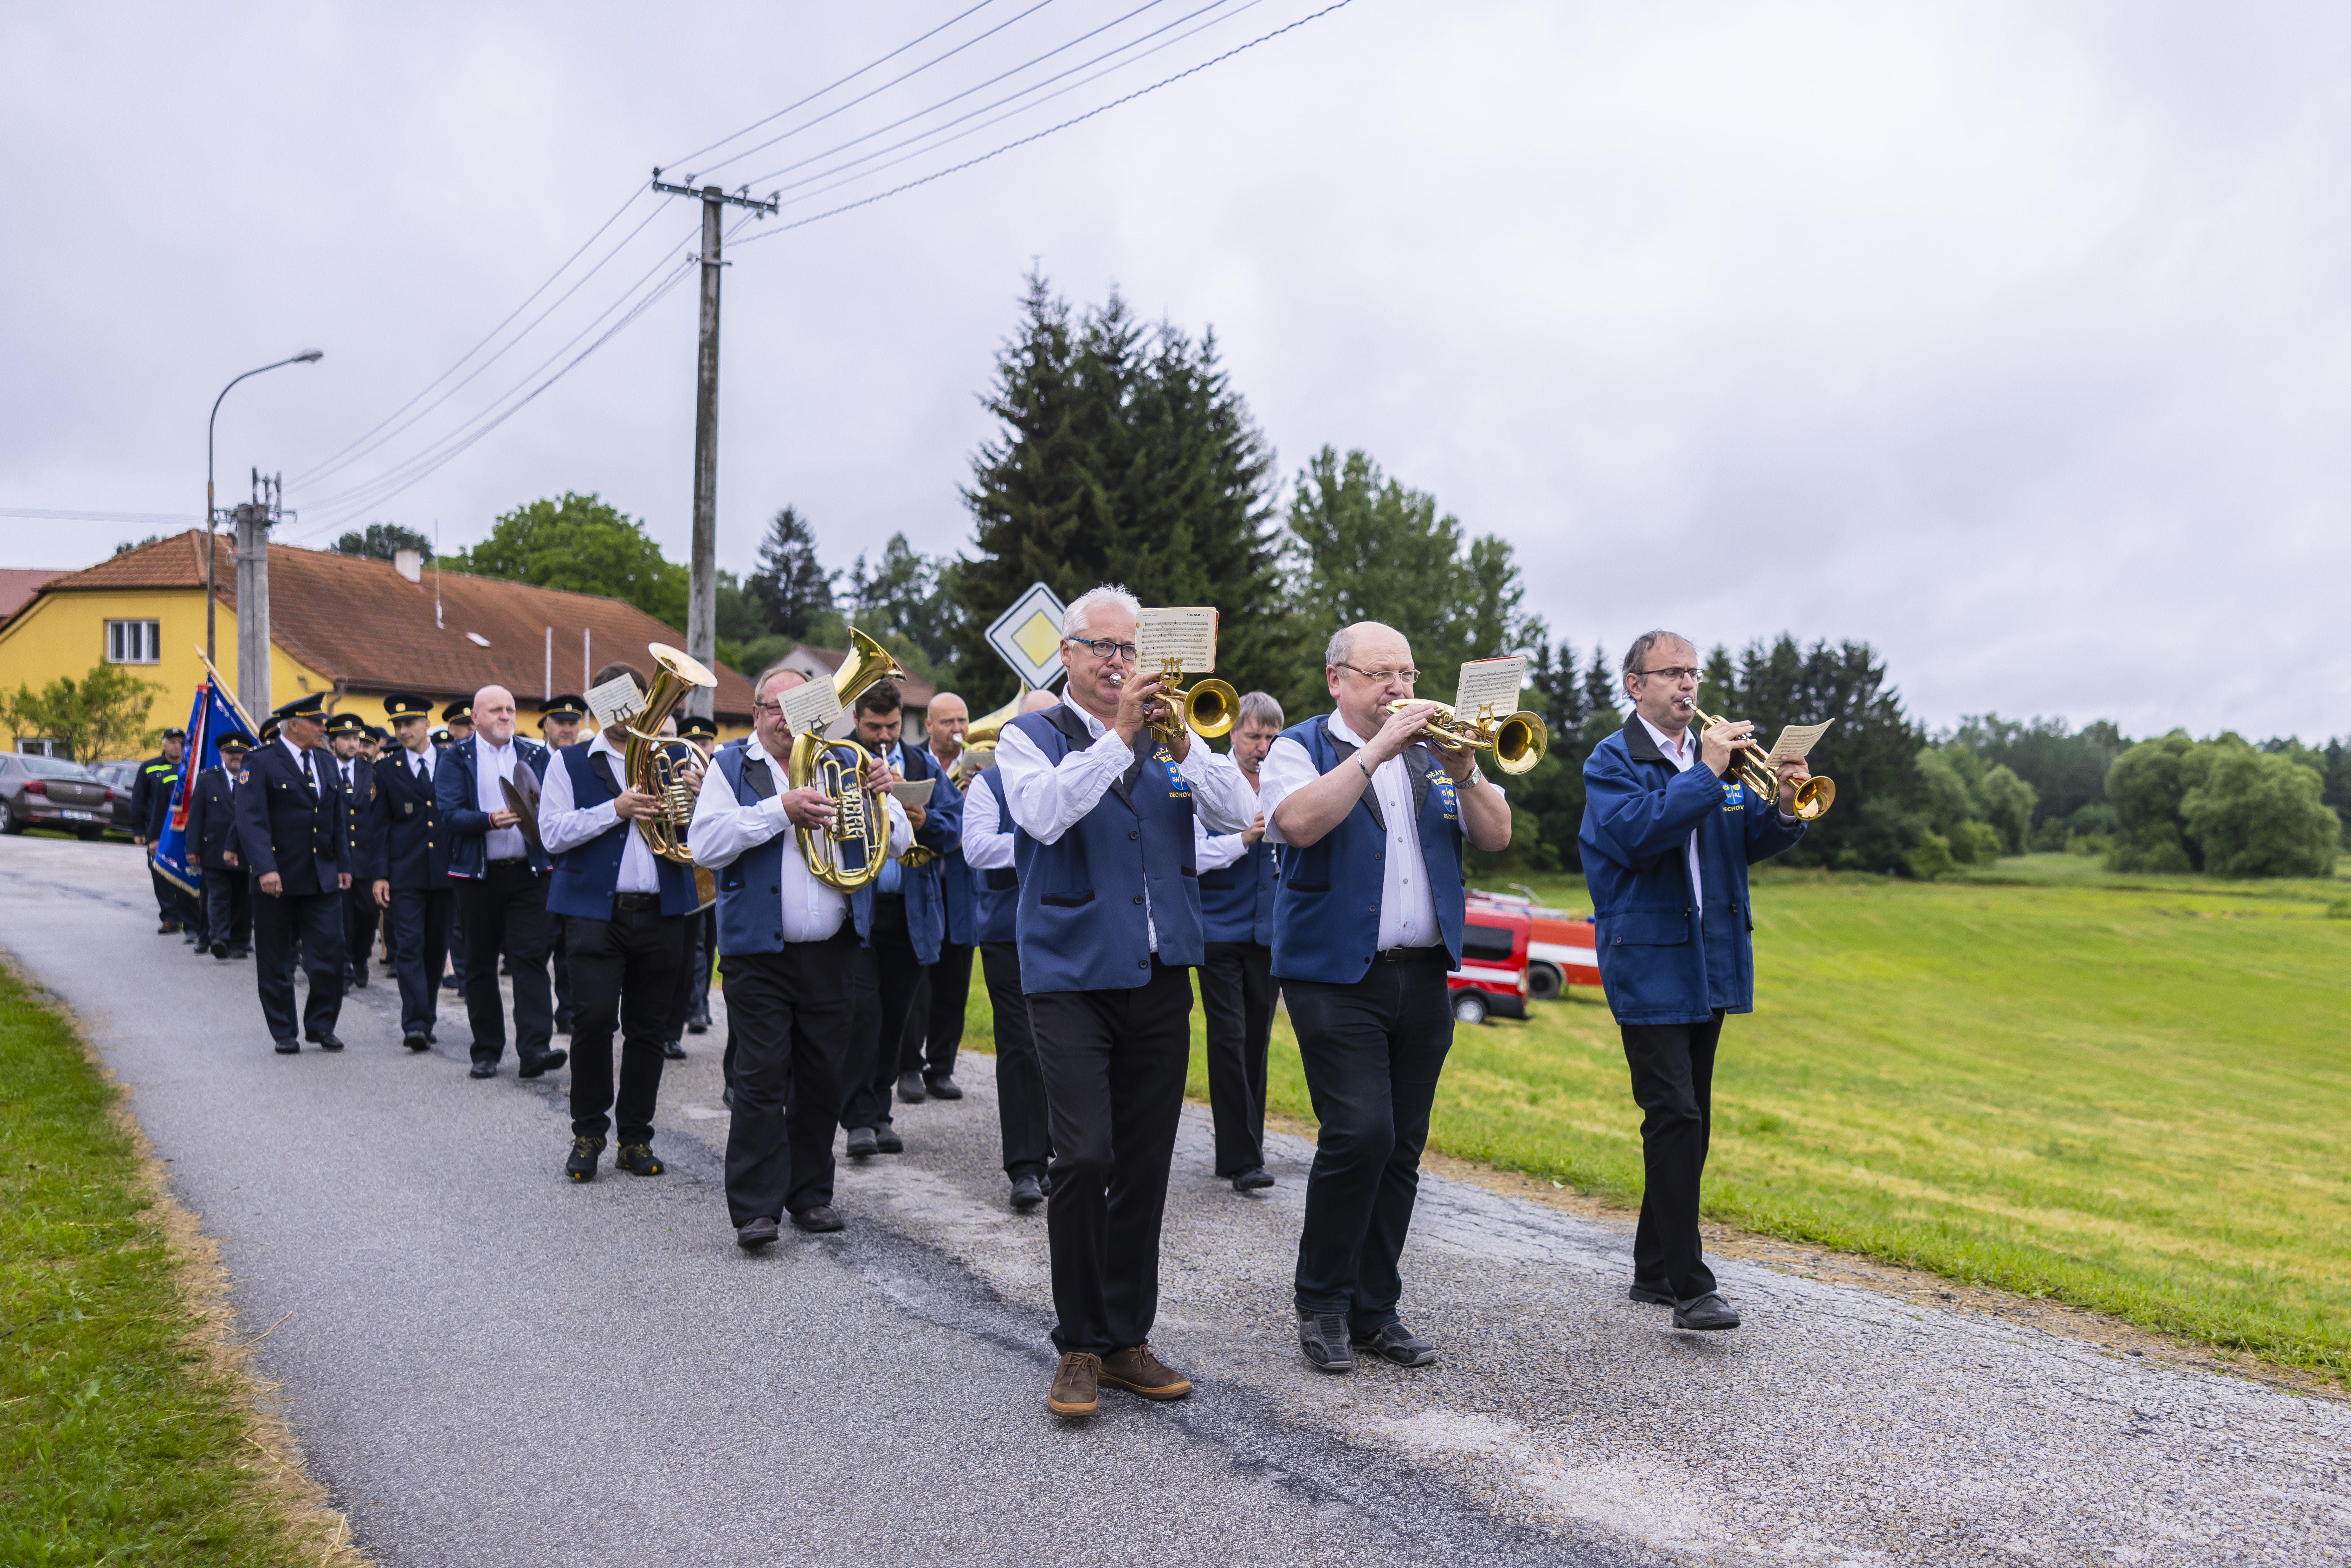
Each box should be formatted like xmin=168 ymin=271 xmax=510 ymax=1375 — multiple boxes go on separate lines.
xmin=1579 ymin=631 xmax=1811 ymax=1332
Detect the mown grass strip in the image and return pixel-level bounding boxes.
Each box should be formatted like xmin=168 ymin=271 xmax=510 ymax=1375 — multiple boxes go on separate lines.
xmin=0 ymin=962 xmax=357 ymax=1566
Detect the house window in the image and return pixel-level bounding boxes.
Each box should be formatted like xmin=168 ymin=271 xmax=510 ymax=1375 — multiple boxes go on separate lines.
xmin=105 ymin=619 xmax=161 ymax=664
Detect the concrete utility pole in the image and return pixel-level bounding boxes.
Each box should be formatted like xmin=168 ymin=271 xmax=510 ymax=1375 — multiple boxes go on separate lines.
xmin=233 ymin=471 xmax=291 ymax=717
xmin=653 ymin=171 xmax=777 ymax=717
xmin=205 ymin=350 xmax=322 ymax=662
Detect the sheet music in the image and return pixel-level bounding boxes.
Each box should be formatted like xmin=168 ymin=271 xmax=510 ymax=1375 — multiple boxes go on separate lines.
xmin=585 ymin=672 xmax=642 ymax=732
xmin=1135 ymin=607 xmax=1219 ymax=673
xmin=1763 ymin=720 xmax=1834 ymax=761
xmin=890 ymin=776 xmax=935 ymax=807
xmin=780 ymin=678 xmax=844 ymax=737
xmin=1452 ymin=656 xmax=1527 ymax=720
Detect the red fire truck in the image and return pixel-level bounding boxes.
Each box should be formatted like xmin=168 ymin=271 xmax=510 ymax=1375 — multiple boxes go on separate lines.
xmin=1467 ymin=887 xmax=1601 ymax=1002
xmin=1448 ymin=902 xmax=1530 ymax=1025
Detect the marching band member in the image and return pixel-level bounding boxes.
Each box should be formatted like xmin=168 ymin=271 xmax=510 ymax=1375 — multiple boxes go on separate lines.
xmin=184 ymin=732 xmax=253 ymax=960
xmin=234 ymin=693 xmax=353 ymax=1054
xmin=673 ymin=715 xmax=721 ymax=1056
xmin=537 ymin=664 xmax=699 ymax=1183
xmin=1259 ymin=622 xmax=1512 ymax=1373
xmin=957 ymin=687 xmax=1061 ymax=1211
xmin=1580 ymin=631 xmax=1808 ymax=1333
xmin=1193 ymin=690 xmax=1284 ymax=1192
xmin=691 ymin=662 xmax=910 ymax=1247
xmin=538 ymin=694 xmax=590 ymax=1038
xmin=325 ymin=712 xmax=380 ymax=988
xmin=996 ymin=586 xmax=1254 ymax=1420
xmin=439 ymin=700 xmax=473 ymax=994
xmin=369 ymin=694 xmax=450 ymax=1052
xmin=910 ymin=691 xmax=977 ymax=1100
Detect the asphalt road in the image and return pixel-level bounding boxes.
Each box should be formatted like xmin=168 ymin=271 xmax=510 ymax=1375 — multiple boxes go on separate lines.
xmin=5 ymin=834 xmax=2346 ymax=1567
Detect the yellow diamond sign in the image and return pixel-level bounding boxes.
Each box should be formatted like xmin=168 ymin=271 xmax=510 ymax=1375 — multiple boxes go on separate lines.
xmin=1011 ymin=610 xmax=1061 ymax=666
xmin=984 ymin=581 xmax=1070 ymax=690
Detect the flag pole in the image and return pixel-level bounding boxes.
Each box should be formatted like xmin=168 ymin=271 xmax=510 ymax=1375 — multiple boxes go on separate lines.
xmin=190 ymin=642 xmax=262 ymax=733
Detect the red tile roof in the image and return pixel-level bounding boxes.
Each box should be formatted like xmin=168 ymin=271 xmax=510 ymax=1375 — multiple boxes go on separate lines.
xmin=33 ymin=531 xmax=755 ymax=718
xmin=0 ymin=568 xmax=67 ymax=624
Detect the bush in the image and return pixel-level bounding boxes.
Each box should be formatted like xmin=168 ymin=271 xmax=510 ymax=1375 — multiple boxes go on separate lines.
xmin=1956 ymin=820 xmax=2004 ymax=864
xmin=2327 ymin=898 xmax=2351 ymax=920
xmin=2030 ymin=817 xmax=2070 ymax=853
xmin=2105 ymin=731 xmax=2206 ymax=870
xmin=2182 ymin=747 xmax=2342 ymax=878
xmin=1906 ymin=831 xmax=1955 ymax=881
xmin=1975 ymin=764 xmax=2037 ymax=854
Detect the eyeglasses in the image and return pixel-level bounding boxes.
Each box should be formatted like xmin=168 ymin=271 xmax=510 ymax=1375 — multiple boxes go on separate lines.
xmin=751 ymin=700 xmax=785 ymax=717
xmin=1638 ymin=666 xmax=1701 ymax=683
xmin=1066 ymin=637 xmax=1139 ymax=663
xmin=1337 ymin=664 xmax=1420 ymax=685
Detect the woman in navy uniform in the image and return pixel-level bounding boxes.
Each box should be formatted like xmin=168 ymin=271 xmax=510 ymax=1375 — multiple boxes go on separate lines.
xmin=234 ymin=693 xmax=352 ymax=1053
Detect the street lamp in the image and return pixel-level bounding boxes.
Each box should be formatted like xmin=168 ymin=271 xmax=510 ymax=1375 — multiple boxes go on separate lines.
xmin=206 ymin=350 xmax=323 ymax=663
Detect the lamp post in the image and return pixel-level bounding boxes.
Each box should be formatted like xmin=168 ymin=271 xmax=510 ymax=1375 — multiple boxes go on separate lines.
xmin=206 ymin=350 xmax=322 ymax=663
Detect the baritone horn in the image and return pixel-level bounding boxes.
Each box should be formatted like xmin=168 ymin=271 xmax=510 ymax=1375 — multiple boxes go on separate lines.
xmin=1690 ymin=704 xmax=1835 ymax=819
xmin=1384 ymin=700 xmax=1549 ymax=776
xmin=786 ymin=627 xmax=905 ymax=891
xmin=619 ymin=642 xmax=721 ymax=907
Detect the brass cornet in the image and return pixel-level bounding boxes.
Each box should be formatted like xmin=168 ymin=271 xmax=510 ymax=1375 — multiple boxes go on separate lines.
xmin=1690 ymin=704 xmax=1835 ymax=819
xmin=1384 ymin=700 xmax=1549 ymax=776
xmin=1133 ymin=658 xmax=1237 ymax=744
xmin=786 ymin=627 xmax=904 ymax=891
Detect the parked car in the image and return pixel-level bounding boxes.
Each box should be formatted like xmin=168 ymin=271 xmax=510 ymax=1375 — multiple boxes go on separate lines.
xmin=91 ymin=759 xmax=142 ymax=838
xmin=0 ymin=753 xmax=119 ymax=839
xmin=1470 ymin=886 xmax=1602 ymax=1000
xmin=1448 ymin=904 xmax=1530 ymax=1025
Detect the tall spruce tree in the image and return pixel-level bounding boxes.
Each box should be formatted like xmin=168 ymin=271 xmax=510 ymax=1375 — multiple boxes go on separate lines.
xmin=749 ymin=505 xmax=836 ymax=639
xmin=951 ymin=274 xmax=1285 ymax=708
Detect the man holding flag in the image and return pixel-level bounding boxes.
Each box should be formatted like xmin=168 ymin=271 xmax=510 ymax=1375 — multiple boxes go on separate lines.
xmin=151 ymin=670 xmax=262 ymax=956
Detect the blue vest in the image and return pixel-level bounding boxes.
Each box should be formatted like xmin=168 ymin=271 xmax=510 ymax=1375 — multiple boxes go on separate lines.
xmin=1009 ymin=708 xmax=1201 ymax=993
xmin=1199 ymin=818 xmax=1276 ymax=946
xmin=546 ymin=744 xmax=698 ymax=921
xmin=1269 ymin=717 xmax=1467 ymax=985
xmin=708 ymin=741 xmax=799 ymax=958
xmin=968 ymin=766 xmax=1019 ymax=945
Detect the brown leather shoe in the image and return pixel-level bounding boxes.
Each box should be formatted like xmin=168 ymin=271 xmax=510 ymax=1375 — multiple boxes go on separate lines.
xmin=1098 ymin=1343 xmax=1192 ymax=1401
xmin=1047 ymin=1352 xmax=1101 ymax=1418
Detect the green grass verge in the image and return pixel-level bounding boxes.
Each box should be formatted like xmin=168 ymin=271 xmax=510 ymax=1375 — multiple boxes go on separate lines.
xmin=961 ymin=858 xmax=2351 ymax=1381
xmin=0 ymin=964 xmax=332 ymax=1566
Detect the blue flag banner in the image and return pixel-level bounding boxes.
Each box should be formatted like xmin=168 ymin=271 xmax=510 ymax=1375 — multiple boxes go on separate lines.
xmin=153 ymin=676 xmax=260 ymax=897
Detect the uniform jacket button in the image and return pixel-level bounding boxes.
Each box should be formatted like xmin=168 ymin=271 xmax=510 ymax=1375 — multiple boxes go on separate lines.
xmin=1128 ymin=830 xmax=1139 ymax=841
xmin=1132 ymin=894 xmax=1144 ymax=904
xmin=1137 ymin=958 xmax=1148 ymax=968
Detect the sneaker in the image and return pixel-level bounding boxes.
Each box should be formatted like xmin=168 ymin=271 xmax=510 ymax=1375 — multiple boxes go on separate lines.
xmin=615 ymin=1142 xmax=664 ymax=1177
xmin=1098 ymin=1343 xmax=1191 ymax=1401
xmin=895 ymin=1070 xmax=926 ymax=1104
xmin=566 ymin=1135 xmax=605 ymax=1182
xmin=1351 ymin=1321 xmax=1438 ymax=1367
xmin=1047 ymin=1352 xmax=1102 ymax=1418
xmin=1297 ymin=1311 xmax=1355 ymax=1373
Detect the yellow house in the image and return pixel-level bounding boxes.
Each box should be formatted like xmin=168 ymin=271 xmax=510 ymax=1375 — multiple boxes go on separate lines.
xmin=0 ymin=530 xmax=757 ymax=751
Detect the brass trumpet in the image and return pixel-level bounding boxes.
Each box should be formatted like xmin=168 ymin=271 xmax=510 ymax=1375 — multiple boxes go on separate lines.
xmin=1690 ymin=704 xmax=1835 ymax=819
xmin=1384 ymin=699 xmax=1549 ymax=776
xmin=786 ymin=627 xmax=904 ymax=891
xmin=1134 ymin=658 xmax=1236 ymax=744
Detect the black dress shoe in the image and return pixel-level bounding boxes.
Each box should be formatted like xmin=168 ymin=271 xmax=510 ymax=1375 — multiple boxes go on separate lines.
xmin=566 ymin=1135 xmax=605 ymax=1182
xmin=518 ymin=1048 xmax=567 ymax=1079
xmin=349 ymin=970 xmax=368 ymax=989
xmin=895 ymin=1070 xmax=926 ymax=1104
xmin=1297 ymin=1311 xmax=1356 ymax=1373
xmin=1352 ymin=1320 xmax=1438 ymax=1367
xmin=790 ymin=1205 xmax=845 ymax=1233
xmin=660 ymin=1038 xmax=687 ymax=1060
xmin=736 ymin=1216 xmax=781 ymax=1249
xmin=229 ymin=947 xmax=251 ymax=959
xmin=685 ymin=1019 xmax=709 ymax=1036
xmin=922 ymin=1074 xmax=963 ymax=1100
xmin=469 ymin=1060 xmax=498 ymax=1079
xmin=844 ymin=1126 xmax=878 ymax=1160
xmin=1672 ymin=1292 xmax=1742 ymax=1331
xmin=1628 ymin=1278 xmax=1675 ymax=1305
xmin=615 ymin=1142 xmax=664 ymax=1176
xmin=1009 ymin=1174 xmax=1045 ymax=1211
xmin=1230 ymin=1166 xmax=1275 ymax=1192
xmin=307 ymin=1031 xmax=345 ymax=1052
xmin=402 ymin=1034 xmax=430 ymax=1052
xmin=871 ymin=1126 xmax=904 ymax=1154
xmin=440 ymin=974 xmax=462 ymax=991
xmin=210 ymin=941 xmax=230 ymax=959
xmin=721 ymin=1084 xmax=735 ymax=1109
xmin=158 ymin=919 xmax=181 ymax=935
xmin=273 ymin=1038 xmax=300 ymax=1055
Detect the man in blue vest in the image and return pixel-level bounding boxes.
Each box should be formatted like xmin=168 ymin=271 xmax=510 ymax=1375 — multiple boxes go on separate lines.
xmin=538 ymin=661 xmax=702 ymax=1183
xmin=235 ymin=693 xmax=354 ymax=1053
xmin=438 ymin=699 xmax=473 ymax=994
xmin=997 ymin=585 xmax=1255 ymax=1420
xmin=672 ymin=714 xmax=721 ymax=1056
xmin=435 ymin=684 xmax=567 ymax=1081
xmin=1580 ymin=630 xmax=1810 ymax=1333
xmin=367 ymin=693 xmax=451 ymax=1052
xmin=1195 ymin=689 xmax=1285 ymax=1193
xmin=903 ymin=690 xmax=976 ymax=1102
xmin=691 ymin=661 xmax=910 ymax=1246
xmin=957 ymin=687 xmax=1062 ymax=1211
xmin=1260 ymin=622 xmax=1514 ymax=1374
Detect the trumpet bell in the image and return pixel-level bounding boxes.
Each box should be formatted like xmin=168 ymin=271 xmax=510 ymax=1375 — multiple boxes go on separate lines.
xmin=1790 ymin=776 xmax=1835 ymax=820
xmin=1185 ymin=678 xmax=1239 ymax=740
xmin=1493 ymin=711 xmax=1548 ymax=775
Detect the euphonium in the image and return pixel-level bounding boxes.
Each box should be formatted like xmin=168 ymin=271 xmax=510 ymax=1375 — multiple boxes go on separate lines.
xmin=1383 ymin=699 xmax=1549 ymax=776
xmin=786 ymin=627 xmax=904 ymax=891
xmin=1137 ymin=657 xmax=1237 ymax=743
xmin=621 ymin=643 xmax=720 ymax=864
xmin=1690 ymin=704 xmax=1836 ymax=819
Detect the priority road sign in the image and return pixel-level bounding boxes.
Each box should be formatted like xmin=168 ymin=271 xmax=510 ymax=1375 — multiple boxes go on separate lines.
xmin=984 ymin=581 xmax=1068 ymax=690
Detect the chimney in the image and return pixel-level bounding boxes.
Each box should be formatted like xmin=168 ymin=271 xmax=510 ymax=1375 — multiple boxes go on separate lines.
xmin=394 ymin=549 xmax=423 ymax=584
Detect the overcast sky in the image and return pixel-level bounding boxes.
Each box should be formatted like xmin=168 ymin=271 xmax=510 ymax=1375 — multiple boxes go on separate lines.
xmin=4 ymin=1 xmax=2345 ymax=741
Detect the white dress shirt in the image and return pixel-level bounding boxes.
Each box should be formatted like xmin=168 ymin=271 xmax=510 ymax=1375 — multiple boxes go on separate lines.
xmin=280 ymin=734 xmax=318 ymax=792
xmin=538 ymin=734 xmax=659 ymax=894
xmin=689 ymin=733 xmax=911 ymax=944
xmin=474 ymin=735 xmax=531 ymax=863
xmin=994 ymin=693 xmax=1255 ymax=953
xmin=1260 ymin=713 xmax=1504 ymax=952
xmin=400 ymin=744 xmax=434 ymax=784
xmin=960 ymin=767 xmax=1013 ymax=872
xmin=1193 ymin=767 xmax=1262 ymax=873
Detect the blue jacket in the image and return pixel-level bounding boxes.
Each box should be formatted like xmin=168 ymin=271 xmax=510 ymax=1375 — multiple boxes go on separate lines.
xmin=368 ymin=751 xmax=450 ymax=888
xmin=848 ymin=738 xmax=960 ymax=966
xmin=434 ymin=734 xmax=554 ymax=879
xmin=1578 ymin=715 xmax=1806 ymax=1025
xmin=234 ymin=741 xmax=351 ymax=898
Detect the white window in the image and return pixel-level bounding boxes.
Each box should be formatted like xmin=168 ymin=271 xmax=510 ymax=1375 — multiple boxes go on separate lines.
xmin=105 ymin=619 xmax=161 ymax=664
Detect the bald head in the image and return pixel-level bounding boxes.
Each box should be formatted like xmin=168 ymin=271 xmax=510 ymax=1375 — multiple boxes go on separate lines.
xmin=473 ymin=685 xmax=518 ymax=746
xmin=927 ymin=691 xmax=969 ymax=764
xmin=1022 ymin=688 xmax=1060 ymax=714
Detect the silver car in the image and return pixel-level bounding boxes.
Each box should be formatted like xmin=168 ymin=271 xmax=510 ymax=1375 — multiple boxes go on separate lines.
xmin=0 ymin=753 xmax=120 ymax=840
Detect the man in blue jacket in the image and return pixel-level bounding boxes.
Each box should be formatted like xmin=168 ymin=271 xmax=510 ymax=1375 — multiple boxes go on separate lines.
xmin=1195 ymin=689 xmax=1285 ymax=1193
xmin=1580 ymin=630 xmax=1813 ymax=1333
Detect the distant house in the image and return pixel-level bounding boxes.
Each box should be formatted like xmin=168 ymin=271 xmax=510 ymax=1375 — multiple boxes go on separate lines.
xmin=772 ymin=642 xmax=936 ymax=741
xmin=0 ymin=569 xmax=66 ymax=629
xmin=0 ymin=530 xmax=757 ymax=747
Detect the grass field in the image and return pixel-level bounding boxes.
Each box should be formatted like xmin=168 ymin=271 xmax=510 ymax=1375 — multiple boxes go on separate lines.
xmin=0 ymin=965 xmax=335 ymax=1566
xmin=961 ymin=855 xmax=2351 ymax=1380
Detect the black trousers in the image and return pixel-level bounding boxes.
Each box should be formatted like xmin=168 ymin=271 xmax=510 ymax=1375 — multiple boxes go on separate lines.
xmin=1287 ymin=957 xmax=1454 ymax=1328
xmin=149 ymin=860 xmax=177 ymax=922
xmin=552 ymin=922 xmax=573 ymax=1030
xmin=1620 ymin=1012 xmax=1726 ymax=1302
xmin=252 ymin=885 xmax=345 ymax=1043
xmin=723 ymin=931 xmax=858 ymax=1224
xmin=979 ymin=942 xmax=1051 ymax=1181
xmin=445 ymin=901 xmax=466 ymax=988
xmin=1028 ymin=959 xmax=1193 ymax=1357
xmin=686 ymin=909 xmax=715 ymax=1027
xmin=458 ymin=861 xmax=554 ymax=1065
xmin=564 ymin=906 xmax=685 ymax=1145
xmin=1200 ymin=940 xmax=1277 ymax=1175
xmin=202 ymin=868 xmax=251 ymax=953
xmin=386 ymin=886 xmax=454 ymax=1038
xmin=842 ymin=894 xmax=925 ymax=1133
xmin=344 ymin=884 xmax=380 ymax=981
xmin=904 ymin=939 xmax=972 ymax=1081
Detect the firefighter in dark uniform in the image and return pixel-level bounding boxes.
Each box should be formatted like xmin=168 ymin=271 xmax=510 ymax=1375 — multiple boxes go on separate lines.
xmin=183 ymin=732 xmax=255 ymax=959
xmin=234 ymin=693 xmax=352 ymax=1052
xmin=538 ymin=694 xmax=589 ymax=1035
xmin=325 ymin=712 xmax=382 ymax=986
xmin=369 ymin=693 xmax=454 ymax=1052
xmin=131 ymin=726 xmax=194 ymax=937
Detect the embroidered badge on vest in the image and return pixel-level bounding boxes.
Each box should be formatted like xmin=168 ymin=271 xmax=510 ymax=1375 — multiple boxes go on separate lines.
xmin=1158 ymin=744 xmax=1190 ymax=796
xmin=1432 ymin=766 xmax=1459 ymax=821
xmin=1722 ymin=779 xmax=1746 ymax=811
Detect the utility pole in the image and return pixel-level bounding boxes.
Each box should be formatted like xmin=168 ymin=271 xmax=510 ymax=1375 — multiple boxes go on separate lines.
xmin=233 ymin=471 xmax=291 ymax=717
xmin=653 ymin=170 xmax=777 ymax=717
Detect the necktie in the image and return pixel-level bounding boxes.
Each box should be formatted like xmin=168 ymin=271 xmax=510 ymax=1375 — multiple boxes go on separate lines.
xmin=302 ymin=750 xmax=317 ymax=795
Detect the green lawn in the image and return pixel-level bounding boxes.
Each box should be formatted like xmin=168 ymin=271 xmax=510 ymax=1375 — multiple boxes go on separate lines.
xmin=0 ymin=966 xmax=327 ymax=1566
xmin=961 ymin=857 xmax=2351 ymax=1380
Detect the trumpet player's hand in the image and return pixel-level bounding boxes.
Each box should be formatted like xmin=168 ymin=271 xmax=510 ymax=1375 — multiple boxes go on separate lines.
xmin=1436 ymin=744 xmax=1479 ymax=785
xmin=780 ymin=786 xmax=836 ymax=830
xmin=1698 ymin=718 xmax=1753 ymax=778
xmin=1775 ymin=758 xmax=1811 ymax=815
xmin=862 ymin=757 xmax=894 ymax=797
xmin=1112 ymin=670 xmax=1169 ymax=749
xmin=1368 ymin=702 xmax=1438 ymax=767
xmin=611 ymin=786 xmax=660 ymax=822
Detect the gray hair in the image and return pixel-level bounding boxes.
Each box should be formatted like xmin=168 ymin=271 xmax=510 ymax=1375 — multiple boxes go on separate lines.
xmin=1063 ymin=584 xmax=1141 ymax=638
xmin=1621 ymin=629 xmax=1693 ymax=681
xmin=754 ymin=662 xmax=809 ymax=702
xmin=1236 ymin=690 xmax=1284 ymax=731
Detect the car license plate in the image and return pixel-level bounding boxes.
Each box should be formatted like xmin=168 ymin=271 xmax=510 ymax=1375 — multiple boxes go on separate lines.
xmin=61 ymin=809 xmax=94 ymax=821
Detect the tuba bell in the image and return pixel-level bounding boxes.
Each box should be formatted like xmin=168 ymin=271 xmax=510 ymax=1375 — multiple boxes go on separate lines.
xmin=787 ymin=627 xmax=905 ymax=891
xmin=621 ymin=643 xmax=721 ymax=864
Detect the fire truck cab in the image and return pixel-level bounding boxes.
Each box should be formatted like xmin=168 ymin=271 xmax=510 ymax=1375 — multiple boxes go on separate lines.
xmin=1448 ymin=904 xmax=1530 ymax=1025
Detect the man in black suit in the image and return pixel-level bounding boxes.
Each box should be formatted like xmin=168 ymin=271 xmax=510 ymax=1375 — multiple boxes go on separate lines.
xmin=369 ymin=693 xmax=453 ymax=1052
xmin=183 ymin=733 xmax=254 ymax=960
xmin=325 ymin=712 xmax=381 ymax=988
xmin=235 ymin=693 xmax=352 ymax=1054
